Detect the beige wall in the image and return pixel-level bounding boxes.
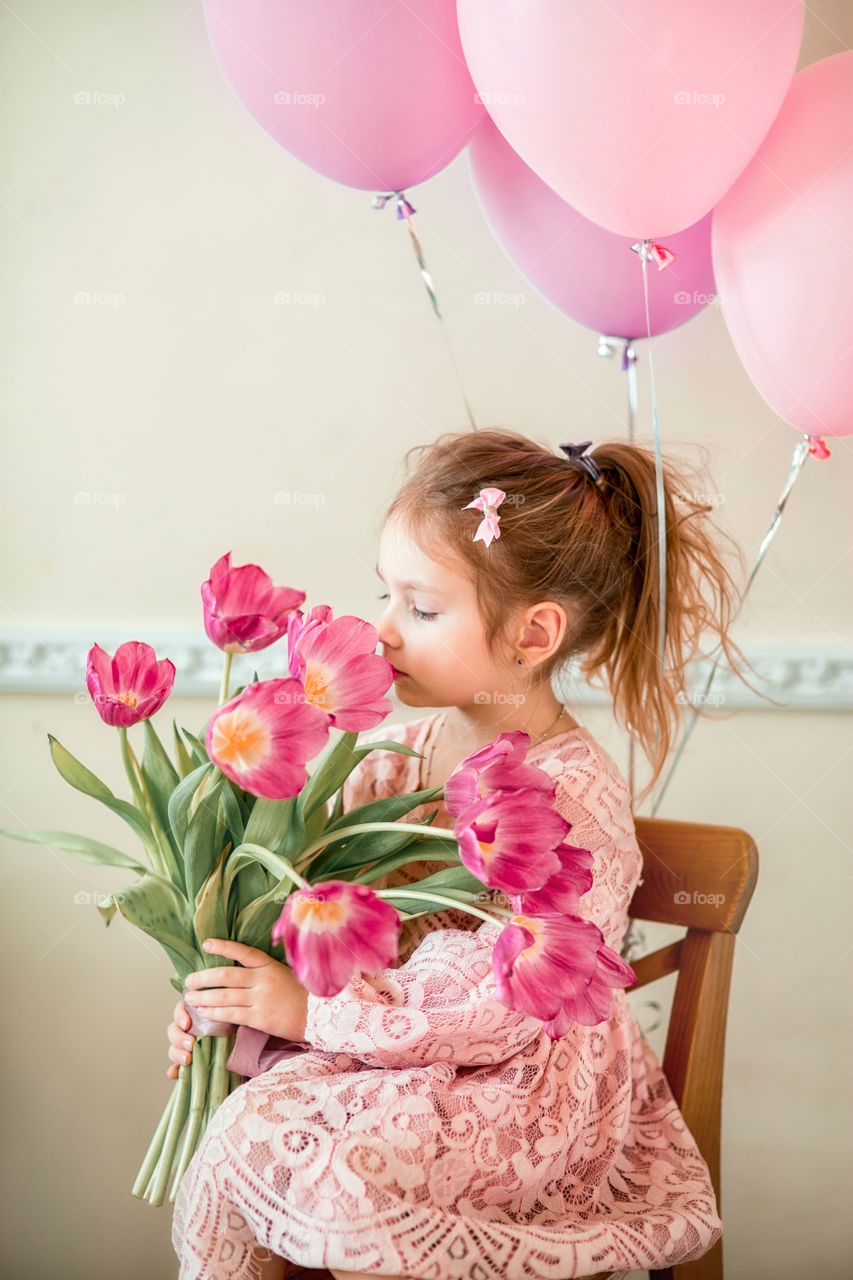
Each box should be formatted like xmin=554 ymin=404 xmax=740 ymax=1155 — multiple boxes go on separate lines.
xmin=1 ymin=3 xmax=852 ymax=1278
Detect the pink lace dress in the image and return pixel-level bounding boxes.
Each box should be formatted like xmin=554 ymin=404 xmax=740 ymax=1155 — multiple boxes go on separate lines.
xmin=172 ymin=713 xmax=722 ymax=1279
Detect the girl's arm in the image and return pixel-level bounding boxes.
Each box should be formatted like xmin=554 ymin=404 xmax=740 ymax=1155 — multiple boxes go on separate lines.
xmin=302 ymin=919 xmax=543 ymax=1069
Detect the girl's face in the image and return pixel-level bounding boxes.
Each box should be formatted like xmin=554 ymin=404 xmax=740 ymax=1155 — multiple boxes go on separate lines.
xmin=374 ymin=514 xmax=516 ymax=709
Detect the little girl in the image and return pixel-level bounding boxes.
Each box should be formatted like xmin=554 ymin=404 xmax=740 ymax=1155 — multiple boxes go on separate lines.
xmin=169 ymin=427 xmax=749 ymax=1280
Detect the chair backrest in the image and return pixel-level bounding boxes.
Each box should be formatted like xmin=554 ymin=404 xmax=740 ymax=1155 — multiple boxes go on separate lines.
xmin=626 ymin=817 xmax=759 ymax=1280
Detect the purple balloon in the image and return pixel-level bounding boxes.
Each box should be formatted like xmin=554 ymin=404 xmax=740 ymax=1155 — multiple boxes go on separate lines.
xmin=469 ymin=117 xmax=717 ymax=339
xmin=203 ymin=0 xmax=486 ymax=192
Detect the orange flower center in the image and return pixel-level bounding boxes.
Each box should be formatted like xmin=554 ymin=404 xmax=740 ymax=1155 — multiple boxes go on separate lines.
xmin=210 ymin=706 xmax=270 ymax=771
xmin=303 ymin=664 xmax=334 ymax=710
xmin=117 ymin=691 xmax=139 ymax=707
xmin=512 ymin=914 xmax=545 ymax=960
xmin=291 ymin=894 xmax=347 ymax=931
xmin=477 ymin=838 xmax=497 ymax=865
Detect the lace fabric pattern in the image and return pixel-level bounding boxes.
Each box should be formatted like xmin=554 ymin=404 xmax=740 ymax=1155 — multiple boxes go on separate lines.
xmin=172 ymin=714 xmax=723 ymax=1279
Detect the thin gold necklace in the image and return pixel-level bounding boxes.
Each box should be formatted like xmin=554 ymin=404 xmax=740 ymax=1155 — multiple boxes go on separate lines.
xmin=423 ymin=705 xmax=569 ymax=788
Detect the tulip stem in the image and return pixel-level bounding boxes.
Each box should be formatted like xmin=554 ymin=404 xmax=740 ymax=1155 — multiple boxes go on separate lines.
xmin=169 ymin=1035 xmax=211 ymax=1199
xmin=297 ymin=821 xmax=458 ymax=868
xmin=377 ymin=888 xmax=512 ymax=927
xmin=219 ymin=652 xmax=233 ymax=707
xmin=132 ymin=1080 xmax=178 ymax=1199
xmin=117 ymin=726 xmax=166 ymax=876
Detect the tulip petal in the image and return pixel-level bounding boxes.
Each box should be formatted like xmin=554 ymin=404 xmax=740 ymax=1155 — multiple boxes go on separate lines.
xmin=206 ymin=678 xmax=330 ymax=799
xmin=85 ymin=642 xmax=175 ymax=727
xmin=273 ymin=880 xmax=401 ymax=996
xmin=288 ymin=611 xmax=394 ymax=730
xmin=202 ymin=552 xmax=305 ymax=654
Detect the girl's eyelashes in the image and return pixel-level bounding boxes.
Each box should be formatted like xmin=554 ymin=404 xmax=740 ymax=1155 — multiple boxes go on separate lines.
xmin=376 ymin=592 xmax=437 ymax=622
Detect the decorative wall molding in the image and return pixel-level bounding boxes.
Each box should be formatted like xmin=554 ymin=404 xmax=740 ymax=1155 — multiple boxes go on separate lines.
xmin=1 ymin=630 xmax=851 ymax=710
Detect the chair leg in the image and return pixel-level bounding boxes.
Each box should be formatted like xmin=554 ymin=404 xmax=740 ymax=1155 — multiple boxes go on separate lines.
xmin=670 ymin=1235 xmax=723 ymax=1279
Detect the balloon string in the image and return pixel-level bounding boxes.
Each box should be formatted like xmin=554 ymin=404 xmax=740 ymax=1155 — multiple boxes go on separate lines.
xmin=597 ymin=332 xmax=640 ymax=805
xmin=624 ymin=341 xmax=638 ymax=440
xmin=649 ymin=433 xmax=825 ymax=816
xmin=373 ymin=191 xmax=477 ymax=430
xmin=639 ymin=244 xmax=668 ymax=702
xmin=624 ymin=340 xmax=638 ymax=804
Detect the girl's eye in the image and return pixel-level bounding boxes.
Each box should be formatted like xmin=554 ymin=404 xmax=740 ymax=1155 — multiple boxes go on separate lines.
xmin=376 ymin=591 xmax=436 ymax=621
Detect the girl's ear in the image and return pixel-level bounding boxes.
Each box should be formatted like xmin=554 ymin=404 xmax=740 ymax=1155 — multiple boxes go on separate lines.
xmin=516 ymin=602 xmax=568 ymax=667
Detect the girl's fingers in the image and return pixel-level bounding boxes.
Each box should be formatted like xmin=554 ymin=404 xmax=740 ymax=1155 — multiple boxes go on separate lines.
xmin=173 ymin=998 xmax=190 ymax=1030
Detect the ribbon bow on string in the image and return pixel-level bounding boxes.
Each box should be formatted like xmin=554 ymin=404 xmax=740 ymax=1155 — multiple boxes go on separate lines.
xmin=630 ymin=239 xmax=678 ymax=270
xmin=462 ymin=486 xmax=506 ymax=546
xmin=372 ymin=192 xmax=416 ymax=219
xmin=807 ymin=435 xmax=831 ymax=459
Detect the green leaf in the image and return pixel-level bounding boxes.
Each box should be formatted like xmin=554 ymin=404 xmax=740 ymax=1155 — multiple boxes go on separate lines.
xmin=299 ymin=731 xmax=359 ymax=819
xmin=0 ymin=827 xmax=148 ymax=874
xmin=217 ymin=779 xmax=245 ymax=847
xmin=167 ymin=763 xmax=211 ymax=853
xmin=140 ymin=719 xmax=181 ymax=849
xmin=353 ymin=739 xmax=423 ymax=761
xmin=225 ymin=842 xmax=295 ymax=889
xmin=233 ymin=890 xmax=287 ymax=957
xmin=307 ymin=825 xmax=430 ymax=879
xmin=193 ymin=849 xmax=230 ymax=948
xmin=172 ymin=721 xmax=195 ymax=779
xmin=182 ymin=728 xmax=209 ymax=767
xmin=324 ymin=785 xmax=444 ymax=834
xmin=242 ymin=795 xmax=296 ymax=854
xmin=375 ymin=864 xmax=491 ymax=918
xmin=183 ymin=777 xmax=226 ymax=904
xmin=105 ymin=875 xmax=198 ymax=980
xmin=348 ymin=839 xmax=462 ymax=884
xmin=47 ymin=735 xmax=155 ymax=850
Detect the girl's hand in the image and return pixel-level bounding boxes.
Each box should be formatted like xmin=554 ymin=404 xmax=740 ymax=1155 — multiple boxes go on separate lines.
xmin=183 ymin=938 xmax=310 ymax=1044
xmin=166 ymin=998 xmax=195 ymax=1080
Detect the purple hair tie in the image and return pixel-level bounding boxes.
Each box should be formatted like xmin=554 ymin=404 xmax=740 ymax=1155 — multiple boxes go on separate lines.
xmin=558 ymin=440 xmax=606 ymax=490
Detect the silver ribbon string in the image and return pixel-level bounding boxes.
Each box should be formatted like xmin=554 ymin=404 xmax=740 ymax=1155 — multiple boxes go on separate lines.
xmin=650 ymin=434 xmax=819 ymax=816
xmin=598 ymin=334 xmax=640 ymax=806
xmin=373 ymin=191 xmax=476 ymax=430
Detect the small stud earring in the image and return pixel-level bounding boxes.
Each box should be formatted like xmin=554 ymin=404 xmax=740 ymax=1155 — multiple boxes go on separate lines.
xmin=516 ymin=657 xmax=524 ymax=665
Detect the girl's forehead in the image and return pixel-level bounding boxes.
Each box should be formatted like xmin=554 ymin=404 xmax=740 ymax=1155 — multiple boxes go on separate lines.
xmin=379 ymin=515 xmax=470 ymax=585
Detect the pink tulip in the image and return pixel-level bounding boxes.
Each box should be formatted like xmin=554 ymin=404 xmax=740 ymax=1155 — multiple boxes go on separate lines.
xmin=509 ymin=840 xmax=594 ymax=917
xmin=287 ymin=608 xmax=394 ymax=731
xmin=454 ymin=790 xmax=567 ymax=893
xmin=493 ymin=912 xmax=633 ymax=1030
xmin=541 ymin=945 xmax=637 ymax=1038
xmin=272 ymin=880 xmax=402 ymax=997
xmin=201 ymin=552 xmax=305 ymax=654
xmin=206 ymin=678 xmax=330 ymax=800
xmin=85 ymin=642 xmax=176 ymax=728
xmin=444 ymin=730 xmax=556 ymax=818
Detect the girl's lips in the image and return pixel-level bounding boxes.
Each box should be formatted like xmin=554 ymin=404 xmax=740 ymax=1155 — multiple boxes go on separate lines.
xmin=391 ymin=666 xmax=408 ymax=679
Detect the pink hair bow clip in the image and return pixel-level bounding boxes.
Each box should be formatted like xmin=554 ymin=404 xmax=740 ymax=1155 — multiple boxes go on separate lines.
xmin=462 ymin=486 xmax=506 ymax=547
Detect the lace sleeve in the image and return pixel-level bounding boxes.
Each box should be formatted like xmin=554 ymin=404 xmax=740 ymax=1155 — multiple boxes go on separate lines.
xmin=302 ymin=919 xmax=544 ymax=1069
xmin=545 ymin=748 xmax=642 ymax=952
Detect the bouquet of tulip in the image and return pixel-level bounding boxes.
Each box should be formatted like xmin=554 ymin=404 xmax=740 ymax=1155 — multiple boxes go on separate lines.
xmin=1 ymin=552 xmax=635 ymax=1207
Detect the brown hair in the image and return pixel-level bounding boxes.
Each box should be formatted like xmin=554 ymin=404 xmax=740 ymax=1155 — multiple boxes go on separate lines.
xmin=385 ymin=426 xmax=768 ymax=804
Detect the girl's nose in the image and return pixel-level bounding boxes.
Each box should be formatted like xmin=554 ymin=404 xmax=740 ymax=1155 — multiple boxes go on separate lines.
xmin=375 ymin=604 xmax=400 ymax=650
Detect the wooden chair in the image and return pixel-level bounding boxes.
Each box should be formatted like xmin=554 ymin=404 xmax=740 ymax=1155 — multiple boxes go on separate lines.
xmin=583 ymin=816 xmax=759 ymax=1280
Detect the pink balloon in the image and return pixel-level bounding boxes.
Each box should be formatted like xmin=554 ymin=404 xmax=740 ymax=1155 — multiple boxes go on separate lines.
xmin=203 ymin=0 xmax=485 ymax=191
xmin=713 ymin=52 xmax=853 ymax=438
xmin=457 ymin=0 xmax=804 ymax=238
xmin=469 ymin=117 xmax=716 ymax=339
